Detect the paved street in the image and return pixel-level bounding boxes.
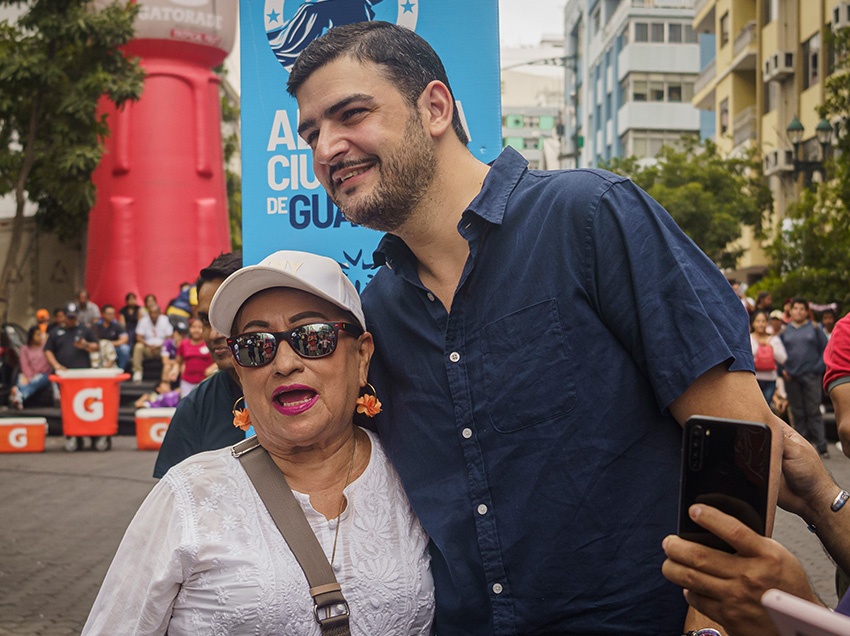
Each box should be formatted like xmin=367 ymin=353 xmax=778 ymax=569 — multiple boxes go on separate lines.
xmin=0 ymin=434 xmax=849 ymax=635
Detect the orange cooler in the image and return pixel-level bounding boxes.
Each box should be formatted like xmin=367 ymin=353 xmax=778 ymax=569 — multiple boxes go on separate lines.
xmin=49 ymin=369 xmax=130 ymax=438
xmin=134 ymin=407 xmax=175 ymax=450
xmin=0 ymin=418 xmax=48 ymax=453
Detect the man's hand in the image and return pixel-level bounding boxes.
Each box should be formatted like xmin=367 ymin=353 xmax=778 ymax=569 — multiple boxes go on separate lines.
xmin=777 ymin=423 xmax=839 ymax=524
xmin=662 ymin=505 xmax=819 ymax=636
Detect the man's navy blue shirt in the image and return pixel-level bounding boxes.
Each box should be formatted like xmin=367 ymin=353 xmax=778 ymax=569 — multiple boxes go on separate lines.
xmin=362 ymin=147 xmax=752 ymax=635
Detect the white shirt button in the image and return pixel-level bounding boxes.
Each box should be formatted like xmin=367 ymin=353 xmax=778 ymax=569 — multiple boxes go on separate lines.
xmin=492 ymin=583 xmax=503 ymax=594
xmin=477 ymin=504 xmax=488 ymax=515
xmin=462 ymin=428 xmax=473 ymax=439
xmin=426 ymin=292 xmax=435 ymax=301
xmin=449 ymin=351 xmax=461 ymax=362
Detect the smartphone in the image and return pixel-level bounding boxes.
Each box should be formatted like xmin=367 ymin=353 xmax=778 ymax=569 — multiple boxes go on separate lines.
xmin=678 ymin=415 xmax=772 ymax=553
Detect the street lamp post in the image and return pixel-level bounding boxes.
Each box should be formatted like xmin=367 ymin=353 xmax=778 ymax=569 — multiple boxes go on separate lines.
xmin=787 ymin=116 xmax=834 ymax=187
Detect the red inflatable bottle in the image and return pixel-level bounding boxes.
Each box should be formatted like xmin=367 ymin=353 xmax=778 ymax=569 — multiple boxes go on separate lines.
xmin=86 ymin=0 xmax=237 ymax=310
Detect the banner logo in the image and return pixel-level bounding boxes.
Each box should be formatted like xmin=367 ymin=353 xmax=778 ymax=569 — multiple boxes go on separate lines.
xmin=73 ymin=388 xmax=105 ymax=422
xmin=264 ymin=0 xmax=419 ymax=72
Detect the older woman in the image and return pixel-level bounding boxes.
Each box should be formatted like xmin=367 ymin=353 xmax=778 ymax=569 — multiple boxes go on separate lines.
xmin=81 ymin=250 xmax=434 ymax=635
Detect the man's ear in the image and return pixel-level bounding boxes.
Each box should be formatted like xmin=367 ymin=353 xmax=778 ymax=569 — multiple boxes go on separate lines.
xmin=419 ymin=80 xmax=454 ymax=138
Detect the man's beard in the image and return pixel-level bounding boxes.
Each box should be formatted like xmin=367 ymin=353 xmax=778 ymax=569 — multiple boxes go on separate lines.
xmin=330 ymin=112 xmax=437 ymax=233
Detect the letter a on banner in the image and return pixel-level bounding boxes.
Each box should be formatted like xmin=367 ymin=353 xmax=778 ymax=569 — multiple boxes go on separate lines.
xmin=239 ymin=0 xmax=502 ymax=291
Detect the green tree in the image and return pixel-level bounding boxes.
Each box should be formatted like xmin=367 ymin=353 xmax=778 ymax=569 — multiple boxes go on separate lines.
xmin=0 ymin=0 xmax=144 ymax=320
xmin=599 ymin=136 xmax=773 ymax=269
xmin=216 ymin=65 xmax=241 ymax=252
xmin=753 ymin=26 xmax=850 ymax=309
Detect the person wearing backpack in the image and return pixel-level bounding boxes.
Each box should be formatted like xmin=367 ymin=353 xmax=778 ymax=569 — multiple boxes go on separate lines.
xmin=751 ymin=310 xmax=787 ymax=406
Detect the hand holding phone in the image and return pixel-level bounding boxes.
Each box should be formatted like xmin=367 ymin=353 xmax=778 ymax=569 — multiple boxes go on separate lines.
xmin=678 ymin=415 xmax=772 ymax=553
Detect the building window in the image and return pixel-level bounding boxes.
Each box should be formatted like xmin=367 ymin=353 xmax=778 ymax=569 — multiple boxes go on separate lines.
xmin=803 ymin=32 xmax=821 ymax=89
xmin=764 ymin=81 xmax=778 ymax=113
xmin=668 ymin=83 xmax=682 ymax=102
xmin=685 ymin=25 xmax=698 ymax=43
xmin=669 ymin=24 xmax=682 ymax=43
xmin=633 ymin=80 xmax=648 ymax=101
xmin=764 ymin=0 xmax=778 ymax=24
xmin=649 ymin=81 xmax=664 ymax=101
xmin=621 ymin=78 xmax=630 ymax=103
xmin=720 ymin=12 xmax=730 ymax=47
xmin=719 ymin=98 xmax=729 ymax=134
xmin=635 ymin=22 xmax=648 ymax=42
xmin=606 ymin=92 xmax=612 ymax=116
xmin=651 ymin=23 xmax=664 ymax=43
xmin=683 ymin=82 xmax=694 ymax=102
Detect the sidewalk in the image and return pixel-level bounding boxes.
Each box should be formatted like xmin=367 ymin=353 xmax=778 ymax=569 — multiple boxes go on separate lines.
xmin=0 ymin=436 xmax=157 ymax=636
xmin=0 ymin=435 xmax=849 ymax=635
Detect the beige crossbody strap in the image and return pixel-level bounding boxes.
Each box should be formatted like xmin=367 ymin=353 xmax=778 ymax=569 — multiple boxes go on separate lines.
xmin=233 ymin=436 xmax=351 ymax=635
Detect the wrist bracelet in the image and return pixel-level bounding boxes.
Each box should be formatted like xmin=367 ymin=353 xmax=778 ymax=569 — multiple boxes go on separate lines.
xmin=807 ymin=488 xmax=849 ymax=532
xmin=683 ymin=630 xmax=722 ymax=636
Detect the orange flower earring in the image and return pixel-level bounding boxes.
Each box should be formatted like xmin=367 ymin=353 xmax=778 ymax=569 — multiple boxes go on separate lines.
xmin=232 ymin=396 xmax=253 ymax=431
xmin=355 ymin=383 xmax=382 ymax=417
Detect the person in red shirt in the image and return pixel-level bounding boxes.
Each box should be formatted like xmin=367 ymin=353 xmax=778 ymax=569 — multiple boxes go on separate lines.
xmin=175 ymin=318 xmax=214 ymax=396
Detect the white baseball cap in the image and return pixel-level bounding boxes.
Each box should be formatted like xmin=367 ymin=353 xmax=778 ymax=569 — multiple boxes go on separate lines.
xmin=209 ymin=250 xmax=365 ymax=337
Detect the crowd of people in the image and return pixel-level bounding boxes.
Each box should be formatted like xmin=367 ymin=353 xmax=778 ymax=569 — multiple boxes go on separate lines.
xmin=737 ymin=287 xmax=838 ymax=459
xmin=4 ymin=284 xmax=213 ymax=411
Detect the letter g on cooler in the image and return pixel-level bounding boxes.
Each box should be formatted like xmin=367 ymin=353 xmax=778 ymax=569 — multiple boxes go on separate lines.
xmin=8 ymin=427 xmax=28 ymax=449
xmin=73 ymin=388 xmax=105 ymax=422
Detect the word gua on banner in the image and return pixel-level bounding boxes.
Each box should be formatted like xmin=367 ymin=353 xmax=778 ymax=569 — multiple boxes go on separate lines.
xmin=240 ymin=0 xmax=502 ymax=291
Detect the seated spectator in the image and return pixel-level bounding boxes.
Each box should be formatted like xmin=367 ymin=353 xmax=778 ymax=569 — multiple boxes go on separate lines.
xmin=119 ymin=293 xmax=142 ymax=347
xmin=161 ymin=320 xmax=188 ymax=388
xmin=93 ymin=305 xmax=130 ymax=370
xmin=134 ymin=386 xmax=181 ymax=409
xmin=662 ymin=423 xmax=850 ymax=636
xmin=44 ymin=303 xmax=98 ymax=371
xmin=165 ymin=282 xmax=192 ymax=318
xmin=75 ymin=289 xmax=101 ymax=328
xmin=132 ymin=303 xmax=173 ymax=382
xmin=47 ymin=307 xmax=66 ymax=335
xmin=9 ymin=326 xmax=53 ymax=409
xmin=143 ymin=294 xmax=157 ymax=315
xmin=174 ymin=317 xmax=213 ymax=396
xmin=36 ymin=308 xmax=50 ymax=334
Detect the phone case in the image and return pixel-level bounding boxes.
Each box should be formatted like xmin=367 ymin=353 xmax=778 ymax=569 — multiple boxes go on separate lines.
xmin=678 ymin=415 xmax=772 ymax=552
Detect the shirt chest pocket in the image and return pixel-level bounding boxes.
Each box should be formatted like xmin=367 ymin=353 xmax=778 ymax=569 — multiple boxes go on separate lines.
xmin=480 ymin=299 xmax=576 ymax=433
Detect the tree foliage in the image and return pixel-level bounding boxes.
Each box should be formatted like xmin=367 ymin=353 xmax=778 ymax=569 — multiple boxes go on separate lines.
xmin=0 ymin=0 xmax=144 ymax=317
xmin=599 ymin=136 xmax=773 ymax=269
xmin=751 ymin=26 xmax=850 ymax=309
xmin=216 ymin=64 xmax=241 ymax=252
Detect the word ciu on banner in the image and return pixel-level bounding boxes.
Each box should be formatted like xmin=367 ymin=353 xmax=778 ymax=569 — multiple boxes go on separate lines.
xmin=240 ymin=0 xmax=502 ymax=291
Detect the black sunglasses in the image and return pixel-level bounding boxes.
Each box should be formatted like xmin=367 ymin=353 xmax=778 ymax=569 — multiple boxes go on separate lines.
xmin=227 ymin=321 xmax=363 ymax=367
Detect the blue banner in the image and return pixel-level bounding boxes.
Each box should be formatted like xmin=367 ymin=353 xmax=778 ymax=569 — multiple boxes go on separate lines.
xmin=239 ymin=0 xmax=502 ymax=289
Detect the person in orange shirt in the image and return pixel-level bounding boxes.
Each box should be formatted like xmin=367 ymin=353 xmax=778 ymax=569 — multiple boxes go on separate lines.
xmin=36 ymin=308 xmax=50 ymax=333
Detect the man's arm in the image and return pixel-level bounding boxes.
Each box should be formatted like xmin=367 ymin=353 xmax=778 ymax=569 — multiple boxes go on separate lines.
xmin=668 ymin=363 xmax=785 ymax=634
xmin=44 ymin=348 xmax=63 ymax=372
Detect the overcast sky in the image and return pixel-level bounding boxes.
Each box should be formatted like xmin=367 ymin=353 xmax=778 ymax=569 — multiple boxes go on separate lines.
xmin=498 ymin=0 xmax=566 ymax=47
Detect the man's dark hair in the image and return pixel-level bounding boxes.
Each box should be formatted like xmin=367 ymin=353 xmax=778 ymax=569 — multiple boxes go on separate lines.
xmin=196 ymin=251 xmax=243 ymax=291
xmin=102 ymin=304 xmax=114 ymax=312
xmin=287 ymin=21 xmax=469 ymax=145
xmin=756 ymin=291 xmax=771 ymax=304
xmin=822 ymin=308 xmax=836 ymax=318
xmin=791 ymin=297 xmax=809 ymax=310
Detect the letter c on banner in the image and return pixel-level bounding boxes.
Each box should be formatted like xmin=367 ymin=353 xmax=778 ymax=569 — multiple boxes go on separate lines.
xmin=150 ymin=422 xmax=169 ymax=443
xmin=73 ymin=387 xmax=104 ymax=422
xmin=9 ymin=427 xmax=27 ymax=448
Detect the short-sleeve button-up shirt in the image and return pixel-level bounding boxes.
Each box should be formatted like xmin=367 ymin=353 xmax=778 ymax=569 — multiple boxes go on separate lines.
xmin=362 ymin=147 xmax=752 ymax=635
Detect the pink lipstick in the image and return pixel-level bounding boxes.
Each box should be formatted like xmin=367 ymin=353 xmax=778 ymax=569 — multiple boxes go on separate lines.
xmin=272 ymin=384 xmax=318 ymax=415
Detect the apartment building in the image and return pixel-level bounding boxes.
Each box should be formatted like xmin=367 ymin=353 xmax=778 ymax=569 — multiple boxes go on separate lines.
xmin=693 ymin=0 xmax=841 ymax=280
xmin=563 ymin=0 xmax=705 ymax=169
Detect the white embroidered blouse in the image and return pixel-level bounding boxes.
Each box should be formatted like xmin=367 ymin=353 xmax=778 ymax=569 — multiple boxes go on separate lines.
xmin=81 ymin=428 xmax=435 ymax=635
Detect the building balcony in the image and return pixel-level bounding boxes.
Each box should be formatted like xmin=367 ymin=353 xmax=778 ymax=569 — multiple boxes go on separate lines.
xmin=732 ymin=105 xmax=757 ymax=148
xmin=617 ymin=101 xmax=701 ymax=137
xmin=730 ymin=20 xmax=757 ymax=72
xmin=617 ymin=43 xmax=700 ymax=81
xmin=693 ymin=58 xmax=716 ymax=110
xmin=693 ymin=0 xmax=715 ymax=34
